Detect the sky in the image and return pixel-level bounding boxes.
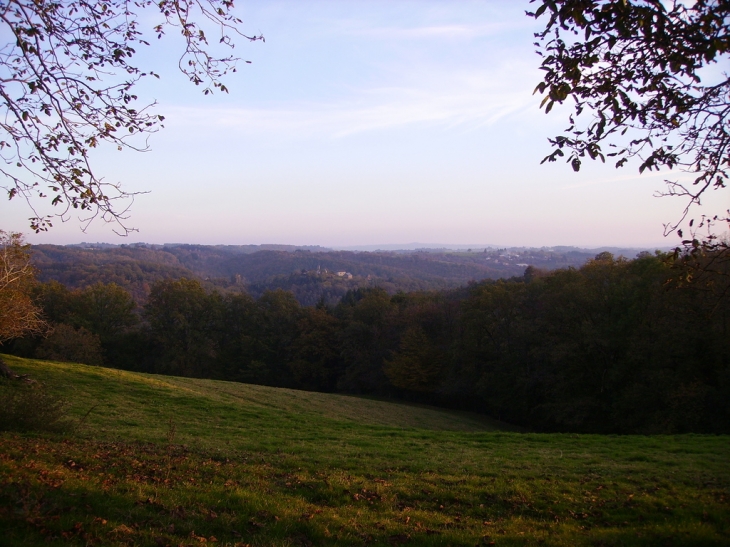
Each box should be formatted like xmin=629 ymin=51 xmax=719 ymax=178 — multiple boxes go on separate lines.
xmin=1 ymin=0 xmax=726 ymax=248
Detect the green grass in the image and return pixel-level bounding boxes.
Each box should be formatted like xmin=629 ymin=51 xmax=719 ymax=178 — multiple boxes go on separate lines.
xmin=1 ymin=354 xmax=728 ymax=546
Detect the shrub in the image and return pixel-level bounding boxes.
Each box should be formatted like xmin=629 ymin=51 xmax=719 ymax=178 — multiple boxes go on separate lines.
xmin=0 ymin=380 xmax=71 ymax=433
xmin=35 ymin=323 xmax=104 ymax=366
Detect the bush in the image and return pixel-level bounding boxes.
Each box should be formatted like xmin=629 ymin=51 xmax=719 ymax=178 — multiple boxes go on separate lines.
xmin=0 ymin=380 xmax=71 ymax=433
xmin=35 ymin=323 xmax=104 ymax=366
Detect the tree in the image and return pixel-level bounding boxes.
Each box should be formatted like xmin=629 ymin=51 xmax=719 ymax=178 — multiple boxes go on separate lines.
xmin=74 ymin=282 xmax=137 ymax=342
xmin=0 ymin=230 xmax=46 ymax=376
xmin=529 ymin=0 xmax=729 ymax=243
xmin=384 ymin=326 xmax=443 ymax=393
xmin=35 ymin=323 xmax=104 ymax=366
xmin=144 ymin=278 xmax=223 ymax=376
xmin=288 ymin=307 xmax=343 ymax=391
xmin=1 ymin=0 xmax=262 ymax=233
xmin=336 ymin=288 xmax=395 ymax=393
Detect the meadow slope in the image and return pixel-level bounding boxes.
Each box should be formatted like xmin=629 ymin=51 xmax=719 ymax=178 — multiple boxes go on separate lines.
xmin=0 ymin=355 xmax=728 ymax=546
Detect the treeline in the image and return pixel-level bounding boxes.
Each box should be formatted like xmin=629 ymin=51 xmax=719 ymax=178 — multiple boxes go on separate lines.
xmin=31 ymin=243 xmax=200 ymax=303
xmin=7 ymin=251 xmax=729 ymax=433
xmin=31 ymin=244 xmax=592 ymax=306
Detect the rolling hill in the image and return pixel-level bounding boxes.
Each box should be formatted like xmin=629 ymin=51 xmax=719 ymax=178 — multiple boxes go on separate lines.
xmin=1 ymin=355 xmax=728 ymax=546
xmin=28 ymin=243 xmax=640 ymax=305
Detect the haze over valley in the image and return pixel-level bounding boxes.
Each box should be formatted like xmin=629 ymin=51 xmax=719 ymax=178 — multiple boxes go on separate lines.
xmin=30 ymin=241 xmax=667 ymax=305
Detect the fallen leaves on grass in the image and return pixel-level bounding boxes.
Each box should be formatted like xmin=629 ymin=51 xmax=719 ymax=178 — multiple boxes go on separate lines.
xmin=1 ymin=433 xmax=729 ymax=546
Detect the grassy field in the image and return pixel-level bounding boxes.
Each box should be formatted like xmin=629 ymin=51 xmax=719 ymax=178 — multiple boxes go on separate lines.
xmin=0 ymin=354 xmax=728 ymax=546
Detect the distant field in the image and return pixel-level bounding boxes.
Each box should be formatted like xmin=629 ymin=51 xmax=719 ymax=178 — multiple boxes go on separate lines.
xmin=1 ymin=354 xmax=728 ymax=546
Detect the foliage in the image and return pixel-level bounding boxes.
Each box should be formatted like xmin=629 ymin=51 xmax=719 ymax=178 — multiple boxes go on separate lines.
xmin=6 ymin=248 xmax=729 ymax=433
xmin=335 ymin=288 xmax=397 ymax=393
xmin=529 ymin=0 xmax=730 ymax=240
xmin=0 ymin=379 xmax=70 ymax=432
xmin=144 ymin=278 xmax=223 ymax=377
xmin=32 ymin=281 xmax=137 ymax=337
xmin=0 ymin=0 xmax=262 ymax=232
xmin=0 ymin=230 xmax=45 ymax=345
xmin=459 ymin=252 xmax=729 ymax=432
xmin=384 ymin=326 xmax=443 ymax=392
xmin=288 ymin=307 xmax=342 ymax=391
xmin=29 ymin=243 xmax=596 ymax=305
xmin=35 ymin=323 xmax=104 ymax=366
xmin=0 ymin=355 xmax=728 ymax=546
xmin=13 ymin=281 xmax=137 ymax=368
xmin=72 ymin=283 xmax=138 ymax=341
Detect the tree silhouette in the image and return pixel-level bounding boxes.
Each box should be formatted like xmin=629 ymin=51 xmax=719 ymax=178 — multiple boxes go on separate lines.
xmin=529 ymin=0 xmax=729 ymax=244
xmin=0 ymin=0 xmax=262 ymax=233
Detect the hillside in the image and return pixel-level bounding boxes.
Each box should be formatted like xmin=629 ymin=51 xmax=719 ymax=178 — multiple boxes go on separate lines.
xmin=29 ymin=243 xmax=637 ymax=305
xmin=0 ymin=355 xmax=512 ymax=439
xmin=12 ymin=250 xmax=726 ymax=434
xmin=1 ymin=355 xmax=728 ymax=546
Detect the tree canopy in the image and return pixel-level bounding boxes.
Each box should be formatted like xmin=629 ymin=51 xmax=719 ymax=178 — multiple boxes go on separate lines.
xmin=0 ymin=230 xmax=45 ymax=344
xmin=7 ymin=249 xmax=728 ymax=432
xmin=0 ymin=230 xmax=46 ymax=376
xmin=0 ymin=0 xmax=262 ymax=233
xmin=529 ymin=0 xmax=729 ymax=244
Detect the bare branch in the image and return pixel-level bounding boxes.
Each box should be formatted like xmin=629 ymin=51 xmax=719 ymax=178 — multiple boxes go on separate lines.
xmin=530 ymin=0 xmax=730 ymax=244
xmin=0 ymin=0 xmax=262 ymax=234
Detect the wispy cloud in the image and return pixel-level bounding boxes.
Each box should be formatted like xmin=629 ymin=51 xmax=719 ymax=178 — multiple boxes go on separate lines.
xmin=166 ymin=65 xmax=538 ymax=138
xmin=344 ymin=22 xmax=520 ymax=40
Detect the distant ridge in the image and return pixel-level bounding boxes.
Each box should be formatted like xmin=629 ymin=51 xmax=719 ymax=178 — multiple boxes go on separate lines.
xmin=166 ymin=243 xmax=332 ymax=254
xmin=30 ymin=242 xmax=674 ymax=307
xmin=333 ymin=243 xmax=499 ymax=252
xmin=70 ymin=242 xmax=332 ymax=253
xmin=332 ymin=243 xmax=672 ymax=255
xmin=68 ymin=241 xmax=671 ymax=255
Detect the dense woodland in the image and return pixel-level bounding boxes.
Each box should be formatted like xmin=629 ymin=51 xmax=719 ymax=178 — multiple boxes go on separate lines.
xmin=5 ymin=248 xmax=728 ymax=434
xmin=30 ymin=243 xmax=621 ymax=306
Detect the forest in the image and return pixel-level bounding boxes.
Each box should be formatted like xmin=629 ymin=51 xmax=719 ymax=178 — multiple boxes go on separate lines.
xmin=5 ymin=248 xmax=728 ymax=434
xmin=29 ymin=243 xmax=645 ymax=305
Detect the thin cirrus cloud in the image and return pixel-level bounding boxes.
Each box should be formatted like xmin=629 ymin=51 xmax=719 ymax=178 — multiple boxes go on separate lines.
xmin=164 ymin=66 xmax=538 ymax=139
xmin=339 ymin=21 xmax=525 ymax=40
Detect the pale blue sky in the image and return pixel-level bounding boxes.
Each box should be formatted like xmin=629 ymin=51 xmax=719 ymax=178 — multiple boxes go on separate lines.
xmin=2 ymin=0 xmax=723 ymax=247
